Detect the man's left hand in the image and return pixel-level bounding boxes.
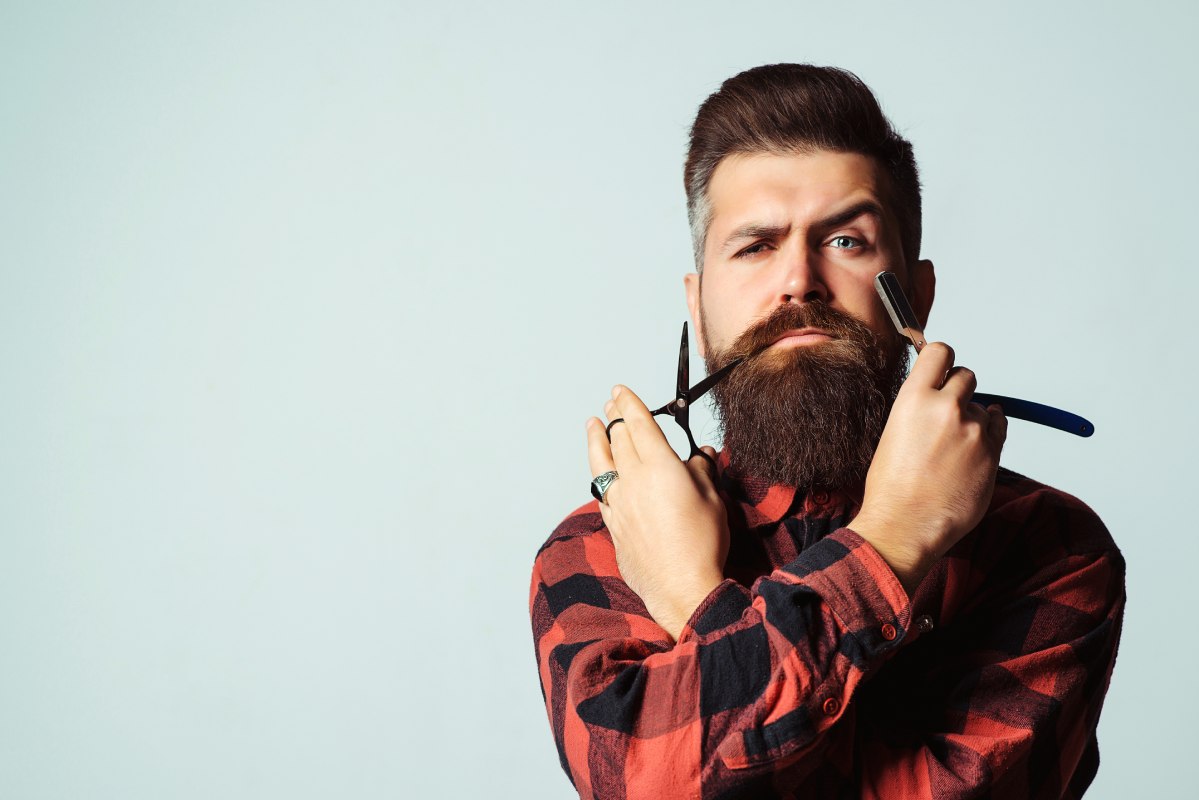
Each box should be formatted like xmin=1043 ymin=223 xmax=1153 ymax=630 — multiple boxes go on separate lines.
xmin=586 ymin=384 xmax=729 ymax=642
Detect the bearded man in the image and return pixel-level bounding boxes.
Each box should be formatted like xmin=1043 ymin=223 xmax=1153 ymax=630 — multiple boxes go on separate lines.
xmin=529 ymin=64 xmax=1124 ymax=799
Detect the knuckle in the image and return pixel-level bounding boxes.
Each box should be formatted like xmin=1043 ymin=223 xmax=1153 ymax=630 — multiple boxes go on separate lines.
xmin=926 ymin=341 xmax=954 ymax=360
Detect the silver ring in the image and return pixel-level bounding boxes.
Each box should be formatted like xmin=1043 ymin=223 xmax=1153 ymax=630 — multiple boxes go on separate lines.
xmin=590 ymin=470 xmax=619 ymax=504
xmin=605 ymin=418 xmax=625 ymax=441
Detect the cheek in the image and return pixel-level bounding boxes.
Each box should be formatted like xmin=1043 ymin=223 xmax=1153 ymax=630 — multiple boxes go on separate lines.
xmin=833 ymin=283 xmax=892 ymax=339
xmin=853 ymin=301 xmax=890 ymax=334
xmin=702 ymin=306 xmax=739 ymax=355
xmin=699 ymin=278 xmax=752 ymax=352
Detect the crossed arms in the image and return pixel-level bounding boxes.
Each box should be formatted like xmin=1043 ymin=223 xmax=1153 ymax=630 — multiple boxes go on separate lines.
xmin=530 ymin=488 xmax=1124 ymax=799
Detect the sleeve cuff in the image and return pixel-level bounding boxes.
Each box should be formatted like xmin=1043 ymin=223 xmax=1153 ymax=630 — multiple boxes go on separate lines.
xmin=676 ymin=528 xmax=913 ymax=652
xmin=678 ymin=580 xmax=753 ymax=642
xmin=781 ymin=527 xmax=914 ymax=657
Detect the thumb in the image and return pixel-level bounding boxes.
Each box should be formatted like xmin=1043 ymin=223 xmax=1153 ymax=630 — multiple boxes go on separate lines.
xmin=688 ymin=446 xmax=720 ymax=484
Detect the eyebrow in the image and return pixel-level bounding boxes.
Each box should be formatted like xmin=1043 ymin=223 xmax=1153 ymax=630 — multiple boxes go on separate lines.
xmin=719 ymin=223 xmax=790 ymax=254
xmin=818 ymin=200 xmax=885 ymax=232
xmin=719 ymin=200 xmax=886 ymax=254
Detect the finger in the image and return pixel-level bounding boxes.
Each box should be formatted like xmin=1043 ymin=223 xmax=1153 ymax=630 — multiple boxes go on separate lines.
xmin=986 ymin=404 xmax=1008 ymax=450
xmin=604 ymin=397 xmax=639 ymax=462
xmin=610 ymin=384 xmax=676 ymax=462
xmin=687 ymin=445 xmax=719 ymax=485
xmin=940 ymin=366 xmax=978 ymax=400
xmin=597 ymin=501 xmax=613 ymax=533
xmin=907 ymin=341 xmax=955 ymax=390
xmin=586 ymin=417 xmax=616 ymax=479
xmin=586 ymin=417 xmax=621 ymax=507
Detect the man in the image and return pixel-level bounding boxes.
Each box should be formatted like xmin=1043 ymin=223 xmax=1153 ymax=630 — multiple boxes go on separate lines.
xmin=529 ymin=64 xmax=1124 ymax=799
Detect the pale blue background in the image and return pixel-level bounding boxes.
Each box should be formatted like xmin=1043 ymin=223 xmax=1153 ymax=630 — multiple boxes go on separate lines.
xmin=1 ymin=1 xmax=1193 ymax=797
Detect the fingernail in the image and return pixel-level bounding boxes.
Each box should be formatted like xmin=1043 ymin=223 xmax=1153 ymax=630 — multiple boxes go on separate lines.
xmin=612 ymin=385 xmax=622 ymax=398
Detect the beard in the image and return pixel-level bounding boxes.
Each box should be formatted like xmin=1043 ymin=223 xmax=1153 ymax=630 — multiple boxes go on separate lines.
xmin=702 ymin=301 xmax=909 ymax=493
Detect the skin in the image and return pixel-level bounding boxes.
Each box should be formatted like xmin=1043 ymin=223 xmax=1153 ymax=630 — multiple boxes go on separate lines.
xmin=586 ymin=150 xmax=1007 ymax=640
xmin=687 ymin=151 xmax=931 ymax=362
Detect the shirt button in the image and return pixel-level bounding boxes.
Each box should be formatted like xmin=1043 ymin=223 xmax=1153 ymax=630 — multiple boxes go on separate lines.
xmin=822 ymin=697 xmax=841 ymax=716
xmin=881 ymin=623 xmax=898 ymax=641
xmin=915 ymin=614 xmax=935 ymax=633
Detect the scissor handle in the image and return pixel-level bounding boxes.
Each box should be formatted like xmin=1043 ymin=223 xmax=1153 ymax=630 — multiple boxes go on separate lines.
xmin=650 ymin=406 xmax=716 ymax=466
xmin=971 ymin=392 xmax=1094 ymax=438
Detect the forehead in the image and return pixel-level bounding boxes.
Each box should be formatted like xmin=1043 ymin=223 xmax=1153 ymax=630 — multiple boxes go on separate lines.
xmin=706 ymin=150 xmax=892 ymax=236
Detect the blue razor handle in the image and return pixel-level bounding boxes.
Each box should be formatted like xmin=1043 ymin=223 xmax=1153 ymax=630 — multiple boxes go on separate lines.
xmin=971 ymin=393 xmax=1094 ymax=438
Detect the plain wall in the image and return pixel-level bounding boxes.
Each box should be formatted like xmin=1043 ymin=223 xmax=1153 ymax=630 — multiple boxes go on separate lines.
xmin=2 ymin=1 xmax=1194 ymax=796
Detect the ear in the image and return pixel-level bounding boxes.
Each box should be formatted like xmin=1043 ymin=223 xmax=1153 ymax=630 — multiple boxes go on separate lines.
xmin=684 ymin=271 xmax=706 ymax=360
xmin=909 ymin=258 xmax=936 ymax=329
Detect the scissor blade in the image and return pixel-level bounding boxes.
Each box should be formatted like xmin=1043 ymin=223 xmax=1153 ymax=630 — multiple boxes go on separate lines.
xmin=874 ymin=271 xmax=927 ymax=352
xmin=686 ymin=356 xmax=744 ymax=403
xmin=677 ymin=322 xmax=690 ymax=398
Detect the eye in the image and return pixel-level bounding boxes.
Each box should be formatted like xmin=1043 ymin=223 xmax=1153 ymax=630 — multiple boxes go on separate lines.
xmin=828 ymin=235 xmax=861 ymax=249
xmin=735 ymin=242 xmax=773 ymax=259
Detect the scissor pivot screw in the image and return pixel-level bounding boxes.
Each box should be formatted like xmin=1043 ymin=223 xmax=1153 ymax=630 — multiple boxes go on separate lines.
xmin=676 ymin=399 xmax=687 ymax=409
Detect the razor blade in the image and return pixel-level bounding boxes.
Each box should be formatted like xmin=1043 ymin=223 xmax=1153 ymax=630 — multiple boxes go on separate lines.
xmin=874 ymin=271 xmax=927 ymax=352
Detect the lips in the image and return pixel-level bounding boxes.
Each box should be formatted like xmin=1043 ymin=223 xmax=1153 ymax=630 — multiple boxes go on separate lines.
xmin=769 ymin=328 xmax=835 ymax=348
xmin=714 ymin=302 xmax=865 ymax=367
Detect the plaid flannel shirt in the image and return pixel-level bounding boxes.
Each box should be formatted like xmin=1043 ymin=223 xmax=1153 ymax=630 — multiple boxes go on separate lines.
xmin=529 ymin=452 xmax=1125 ymax=799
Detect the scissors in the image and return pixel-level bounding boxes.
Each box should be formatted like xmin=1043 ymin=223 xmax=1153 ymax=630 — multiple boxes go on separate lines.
xmin=606 ymin=322 xmax=744 ymax=466
xmin=875 ymin=271 xmax=1095 ymax=437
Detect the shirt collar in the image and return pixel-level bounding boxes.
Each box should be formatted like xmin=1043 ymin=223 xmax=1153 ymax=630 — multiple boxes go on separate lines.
xmin=715 ymin=448 xmax=859 ymax=529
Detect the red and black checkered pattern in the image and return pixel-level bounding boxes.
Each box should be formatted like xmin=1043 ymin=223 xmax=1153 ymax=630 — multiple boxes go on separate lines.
xmin=529 ymin=452 xmax=1125 ymax=799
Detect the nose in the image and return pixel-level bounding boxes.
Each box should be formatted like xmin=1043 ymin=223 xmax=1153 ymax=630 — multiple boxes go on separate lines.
xmin=778 ymin=245 xmax=828 ymax=304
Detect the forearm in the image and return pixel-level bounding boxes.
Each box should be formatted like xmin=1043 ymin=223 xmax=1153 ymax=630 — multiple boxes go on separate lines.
xmin=532 ymin=527 xmax=912 ymax=797
xmin=635 ymin=572 xmax=724 ymax=642
xmin=858 ymin=551 xmax=1126 ymax=799
xmin=845 ymin=514 xmax=938 ymax=598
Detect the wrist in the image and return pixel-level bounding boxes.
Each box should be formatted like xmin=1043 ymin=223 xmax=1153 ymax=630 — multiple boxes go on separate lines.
xmin=847 ymin=515 xmax=935 ymax=597
xmin=652 ymin=573 xmax=723 ymax=642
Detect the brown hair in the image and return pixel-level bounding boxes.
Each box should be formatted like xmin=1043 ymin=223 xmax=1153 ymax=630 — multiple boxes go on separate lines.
xmin=685 ymin=64 xmax=921 ymax=271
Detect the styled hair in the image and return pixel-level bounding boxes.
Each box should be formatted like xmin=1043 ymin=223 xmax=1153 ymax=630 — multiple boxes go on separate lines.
xmin=685 ymin=64 xmax=922 ymax=271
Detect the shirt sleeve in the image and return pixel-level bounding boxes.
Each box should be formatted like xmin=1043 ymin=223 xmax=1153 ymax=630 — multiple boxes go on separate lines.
xmin=529 ymin=489 xmax=1126 ymax=800
xmin=852 ymin=505 xmax=1126 ymax=799
xmin=528 ymin=502 xmax=913 ymax=799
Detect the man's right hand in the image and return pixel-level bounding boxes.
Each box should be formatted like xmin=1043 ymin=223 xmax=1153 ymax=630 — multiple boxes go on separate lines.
xmin=848 ymin=342 xmax=1008 ymax=597
xmin=587 ymin=385 xmax=730 ymax=642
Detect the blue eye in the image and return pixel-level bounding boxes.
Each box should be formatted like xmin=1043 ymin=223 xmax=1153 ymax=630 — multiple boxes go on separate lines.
xmin=829 ymin=236 xmax=860 ymax=249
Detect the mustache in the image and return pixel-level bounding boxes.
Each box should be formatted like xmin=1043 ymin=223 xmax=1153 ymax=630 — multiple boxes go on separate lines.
xmin=712 ymin=301 xmax=885 ymax=366
xmin=703 ymin=301 xmax=910 ymax=491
